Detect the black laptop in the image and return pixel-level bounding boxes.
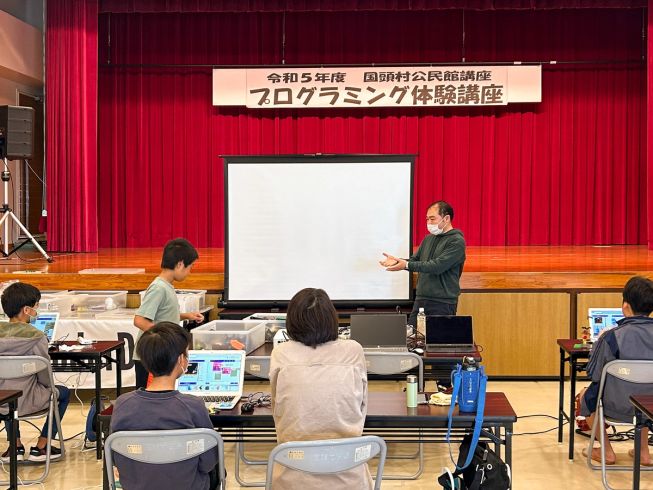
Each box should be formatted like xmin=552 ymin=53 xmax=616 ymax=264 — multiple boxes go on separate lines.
xmin=425 ymin=315 xmax=474 ymax=353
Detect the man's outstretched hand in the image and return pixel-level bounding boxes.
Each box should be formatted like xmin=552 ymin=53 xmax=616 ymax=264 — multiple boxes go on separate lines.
xmin=379 ymin=252 xmax=407 ymax=271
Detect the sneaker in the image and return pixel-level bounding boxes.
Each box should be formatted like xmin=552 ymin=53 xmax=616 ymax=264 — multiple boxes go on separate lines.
xmin=28 ymin=445 xmax=62 ymax=462
xmin=0 ymin=445 xmax=25 ymax=463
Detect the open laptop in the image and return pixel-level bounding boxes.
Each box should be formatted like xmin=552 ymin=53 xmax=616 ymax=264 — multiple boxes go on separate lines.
xmin=176 ymin=350 xmax=246 ymax=410
xmin=588 ymin=308 xmax=624 ymax=342
xmin=349 ymin=314 xmax=408 ymax=352
xmin=31 ymin=312 xmax=59 ymax=343
xmin=425 ymin=316 xmax=474 ymax=353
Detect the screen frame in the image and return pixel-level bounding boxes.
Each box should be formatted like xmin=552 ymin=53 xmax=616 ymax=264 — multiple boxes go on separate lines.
xmin=222 ymin=154 xmax=415 ymax=309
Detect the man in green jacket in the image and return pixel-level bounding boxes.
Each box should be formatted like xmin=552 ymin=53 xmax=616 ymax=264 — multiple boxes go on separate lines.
xmin=380 ymin=200 xmax=466 ymax=327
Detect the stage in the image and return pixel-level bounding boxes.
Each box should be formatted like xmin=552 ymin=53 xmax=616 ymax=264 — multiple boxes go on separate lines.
xmin=0 ymin=245 xmax=650 ymax=292
xmin=1 ymin=245 xmax=650 ymax=377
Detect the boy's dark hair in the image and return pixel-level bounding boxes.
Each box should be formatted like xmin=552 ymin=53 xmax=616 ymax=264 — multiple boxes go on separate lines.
xmin=1 ymin=283 xmax=41 ymax=318
xmin=623 ymin=276 xmax=653 ymax=316
xmin=161 ymin=238 xmax=199 ymax=269
xmin=427 ymin=200 xmax=454 ymax=221
xmin=137 ymin=322 xmax=191 ymax=377
xmin=286 ymin=288 xmax=339 ymax=348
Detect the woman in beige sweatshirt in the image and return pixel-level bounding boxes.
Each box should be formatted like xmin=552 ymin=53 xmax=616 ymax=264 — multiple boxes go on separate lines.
xmin=269 ymin=288 xmax=370 ymax=489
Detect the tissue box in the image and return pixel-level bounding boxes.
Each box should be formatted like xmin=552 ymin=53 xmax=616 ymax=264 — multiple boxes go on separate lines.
xmin=192 ymin=320 xmax=265 ymax=354
xmin=273 ymin=328 xmax=289 ymax=346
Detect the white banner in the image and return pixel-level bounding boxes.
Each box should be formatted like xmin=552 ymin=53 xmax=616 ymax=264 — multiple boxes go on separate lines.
xmin=213 ymin=65 xmax=541 ymax=109
xmin=54 ymin=319 xmax=139 ymax=389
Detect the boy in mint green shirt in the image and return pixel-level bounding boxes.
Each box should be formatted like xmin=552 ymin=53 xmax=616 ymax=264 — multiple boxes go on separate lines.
xmin=133 ymin=238 xmax=203 ymax=388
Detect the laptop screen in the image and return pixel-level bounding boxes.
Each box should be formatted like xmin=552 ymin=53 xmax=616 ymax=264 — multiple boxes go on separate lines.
xmin=425 ymin=316 xmax=473 ymax=345
xmin=31 ymin=312 xmax=59 ymax=342
xmin=588 ymin=308 xmax=623 ymax=340
xmin=349 ymin=314 xmax=407 ymax=347
xmin=177 ymin=351 xmax=244 ymax=393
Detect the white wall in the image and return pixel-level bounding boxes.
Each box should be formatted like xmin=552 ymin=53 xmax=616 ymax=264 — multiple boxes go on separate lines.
xmin=0 ymin=7 xmax=43 ymax=243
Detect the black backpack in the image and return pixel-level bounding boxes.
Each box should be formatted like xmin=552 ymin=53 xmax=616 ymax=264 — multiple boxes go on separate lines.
xmin=438 ymin=434 xmax=511 ymax=490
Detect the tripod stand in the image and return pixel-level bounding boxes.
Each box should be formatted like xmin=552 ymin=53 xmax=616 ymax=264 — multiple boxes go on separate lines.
xmin=0 ymin=157 xmax=53 ymax=262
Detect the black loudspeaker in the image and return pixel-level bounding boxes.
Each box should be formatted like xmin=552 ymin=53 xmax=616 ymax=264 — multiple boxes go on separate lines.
xmin=0 ymin=105 xmax=34 ymax=160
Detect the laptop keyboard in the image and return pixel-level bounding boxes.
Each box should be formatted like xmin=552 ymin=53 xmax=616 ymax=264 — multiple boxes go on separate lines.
xmin=363 ymin=347 xmax=409 ymax=352
xmin=427 ymin=346 xmax=474 ymax=353
xmin=202 ymin=395 xmax=238 ymax=403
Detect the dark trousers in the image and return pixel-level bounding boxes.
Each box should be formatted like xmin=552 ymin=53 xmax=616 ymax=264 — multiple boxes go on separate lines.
xmin=407 ymin=299 xmax=458 ymax=329
xmin=134 ymin=360 xmax=149 ymax=389
xmin=5 ymin=385 xmax=70 ymax=441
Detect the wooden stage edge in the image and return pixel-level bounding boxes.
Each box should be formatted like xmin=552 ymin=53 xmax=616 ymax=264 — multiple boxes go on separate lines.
xmin=0 ymin=245 xmax=651 ymax=292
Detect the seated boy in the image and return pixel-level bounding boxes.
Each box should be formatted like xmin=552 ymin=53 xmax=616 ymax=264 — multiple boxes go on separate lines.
xmin=580 ymin=276 xmax=653 ymax=465
xmin=0 ymin=283 xmax=70 ymax=462
xmin=110 ymin=322 xmax=220 ymax=490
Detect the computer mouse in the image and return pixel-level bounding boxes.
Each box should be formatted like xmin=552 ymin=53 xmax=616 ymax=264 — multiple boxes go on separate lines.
xmin=412 ymin=347 xmax=424 ymax=355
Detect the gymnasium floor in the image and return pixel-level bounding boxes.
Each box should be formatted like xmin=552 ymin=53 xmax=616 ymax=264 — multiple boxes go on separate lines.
xmin=4 ymin=379 xmax=653 ymax=489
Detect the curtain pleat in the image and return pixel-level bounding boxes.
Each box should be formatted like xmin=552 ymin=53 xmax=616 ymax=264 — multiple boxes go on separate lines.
xmin=99 ymin=0 xmax=647 ymax=14
xmin=95 ymin=8 xmax=647 ymax=248
xmin=46 ymin=0 xmax=99 ymax=252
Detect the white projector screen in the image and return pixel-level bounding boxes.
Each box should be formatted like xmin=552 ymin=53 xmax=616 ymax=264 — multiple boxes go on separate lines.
xmin=224 ymin=155 xmax=413 ymax=304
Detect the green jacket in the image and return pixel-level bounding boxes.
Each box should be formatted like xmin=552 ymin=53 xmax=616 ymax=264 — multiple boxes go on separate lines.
xmin=406 ymin=229 xmax=466 ymax=303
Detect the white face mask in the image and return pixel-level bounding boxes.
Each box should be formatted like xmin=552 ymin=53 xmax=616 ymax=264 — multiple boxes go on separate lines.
xmin=26 ymin=307 xmax=38 ymax=324
xmin=179 ymin=355 xmax=189 ymax=376
xmin=427 ymin=222 xmax=444 ymax=236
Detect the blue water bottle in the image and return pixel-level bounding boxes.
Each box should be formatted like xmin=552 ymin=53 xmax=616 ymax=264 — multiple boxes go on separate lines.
xmin=459 ymin=356 xmax=480 ymax=412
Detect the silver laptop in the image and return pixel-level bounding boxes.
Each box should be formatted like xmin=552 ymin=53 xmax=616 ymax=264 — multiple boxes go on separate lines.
xmin=425 ymin=316 xmax=474 ymax=353
xmin=176 ymin=350 xmax=246 ymax=410
xmin=31 ymin=312 xmax=59 ymax=343
xmin=588 ymin=308 xmax=624 ymax=342
xmin=349 ymin=314 xmax=408 ymax=352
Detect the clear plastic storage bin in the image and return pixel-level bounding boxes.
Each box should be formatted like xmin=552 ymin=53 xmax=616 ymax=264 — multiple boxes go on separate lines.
xmin=94 ymin=308 xmax=139 ymax=320
xmin=192 ymin=320 xmax=265 ymax=354
xmin=38 ymin=294 xmax=75 ymax=316
xmin=244 ymin=313 xmax=287 ymax=343
xmin=66 ymin=291 xmax=128 ymax=310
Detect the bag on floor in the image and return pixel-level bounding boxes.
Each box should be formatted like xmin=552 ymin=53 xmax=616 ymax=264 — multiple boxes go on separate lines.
xmin=438 ymin=434 xmax=511 ymax=490
xmin=85 ymin=396 xmax=108 ymax=443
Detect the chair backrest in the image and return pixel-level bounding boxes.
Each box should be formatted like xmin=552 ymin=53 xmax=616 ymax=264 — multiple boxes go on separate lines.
xmin=0 ymin=355 xmax=52 ymax=381
xmin=245 ymin=356 xmax=271 ymax=380
xmin=104 ymin=428 xmax=225 ymax=490
xmin=597 ymin=360 xmax=653 ymax=400
xmin=265 ymin=435 xmax=387 ymax=490
xmin=364 ymin=352 xmax=424 ymax=391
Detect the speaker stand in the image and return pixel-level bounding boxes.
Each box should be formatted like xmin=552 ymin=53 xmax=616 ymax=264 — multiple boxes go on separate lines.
xmin=0 ymin=159 xmax=53 ymax=262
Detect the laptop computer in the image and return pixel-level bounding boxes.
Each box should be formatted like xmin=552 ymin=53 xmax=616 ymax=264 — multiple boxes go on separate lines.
xmin=425 ymin=316 xmax=474 ymax=353
xmin=176 ymin=350 xmax=246 ymax=410
xmin=588 ymin=308 xmax=624 ymax=342
xmin=349 ymin=314 xmax=408 ymax=352
xmin=31 ymin=312 xmax=59 ymax=342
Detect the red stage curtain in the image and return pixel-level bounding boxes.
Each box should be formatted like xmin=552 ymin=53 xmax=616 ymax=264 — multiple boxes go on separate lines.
xmin=649 ymin=0 xmax=653 ymax=249
xmin=98 ymin=0 xmax=646 ymax=13
xmin=45 ymin=0 xmax=99 ymax=252
xmin=97 ymin=9 xmax=646 ymax=248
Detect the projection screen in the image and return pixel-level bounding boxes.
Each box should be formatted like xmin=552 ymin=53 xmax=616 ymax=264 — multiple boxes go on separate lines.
xmin=224 ymin=155 xmax=413 ymax=306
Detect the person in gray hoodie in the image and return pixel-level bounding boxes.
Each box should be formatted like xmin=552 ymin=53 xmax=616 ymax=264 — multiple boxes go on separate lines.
xmin=0 ymin=282 xmax=70 ymax=463
xmin=381 ymin=200 xmax=466 ymax=327
xmin=580 ymin=276 xmax=653 ymax=465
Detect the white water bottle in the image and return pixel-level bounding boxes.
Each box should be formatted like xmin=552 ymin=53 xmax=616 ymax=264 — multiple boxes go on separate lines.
xmin=416 ymin=307 xmax=426 ymax=336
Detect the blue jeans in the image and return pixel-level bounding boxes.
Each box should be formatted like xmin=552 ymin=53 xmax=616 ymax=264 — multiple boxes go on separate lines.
xmin=5 ymin=385 xmax=70 ymax=441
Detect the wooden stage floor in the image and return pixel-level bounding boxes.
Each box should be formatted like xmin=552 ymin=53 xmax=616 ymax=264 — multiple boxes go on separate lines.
xmin=0 ymin=245 xmax=651 ymax=292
